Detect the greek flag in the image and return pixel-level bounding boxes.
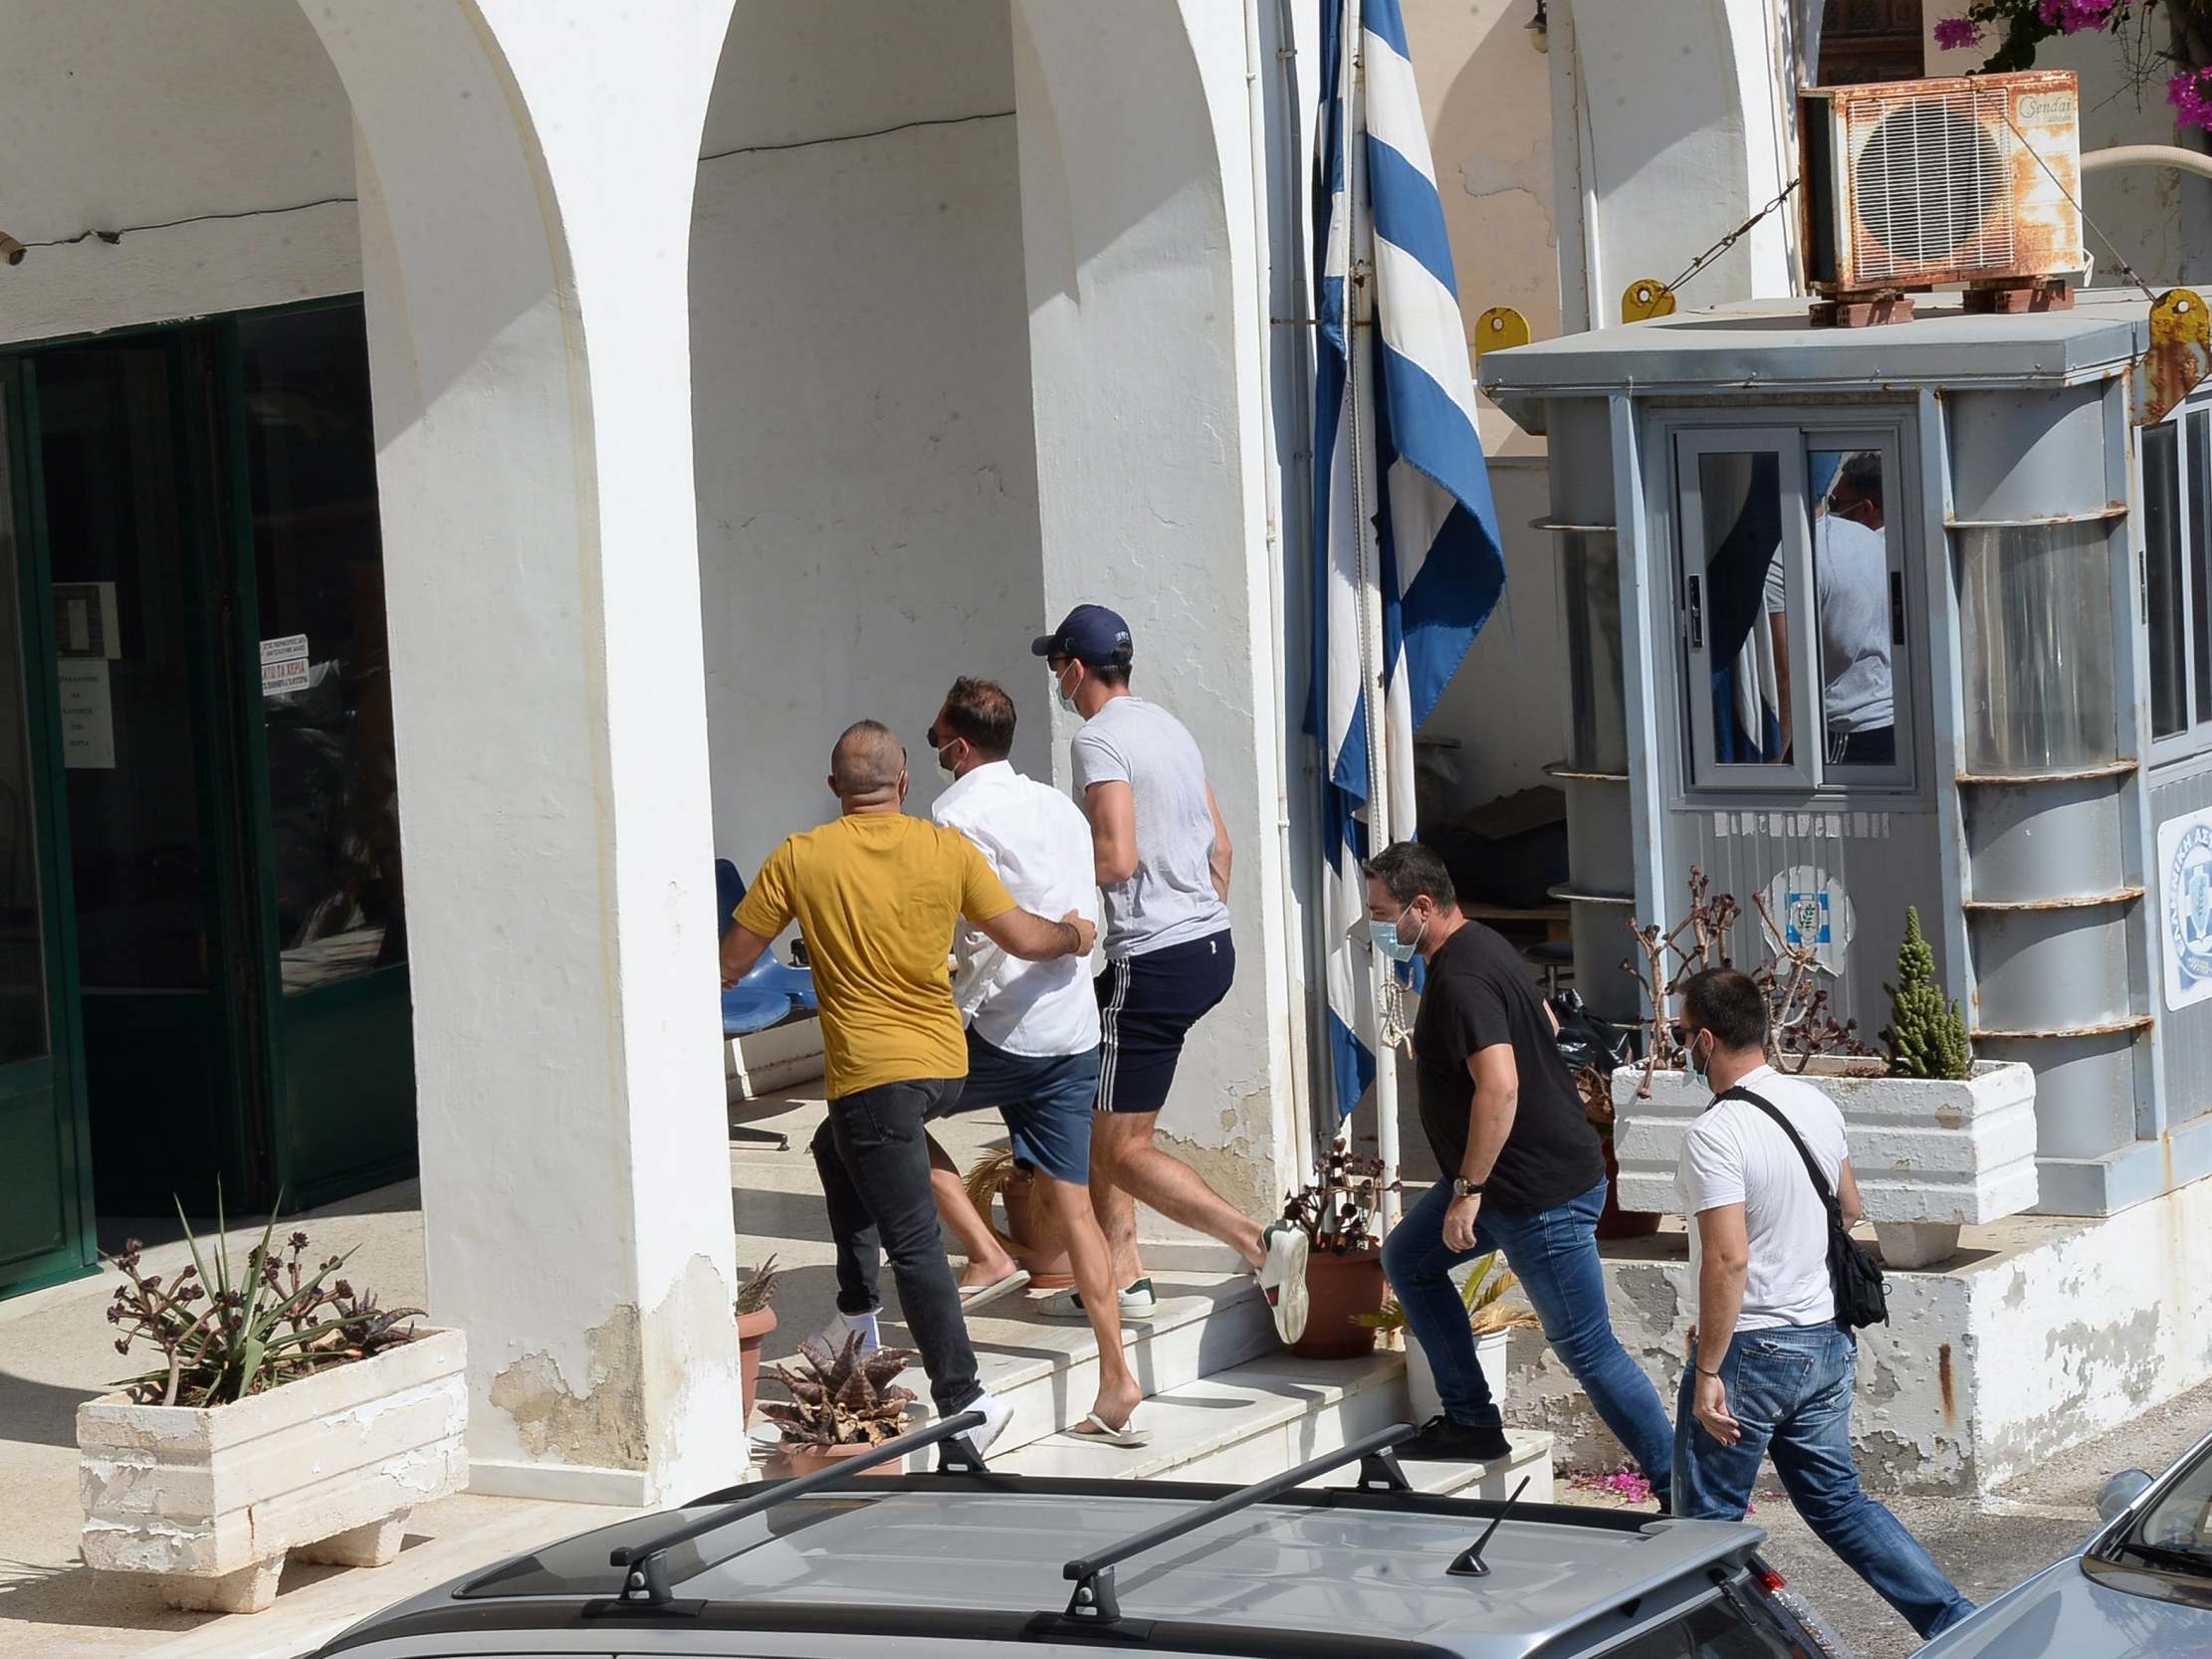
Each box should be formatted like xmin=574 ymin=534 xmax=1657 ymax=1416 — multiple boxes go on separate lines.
xmin=1310 ymin=0 xmax=1507 ymax=1121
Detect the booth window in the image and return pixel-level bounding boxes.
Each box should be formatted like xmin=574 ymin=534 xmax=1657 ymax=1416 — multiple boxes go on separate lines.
xmin=2143 ymin=405 xmax=2212 ymax=748
xmin=1676 ymin=428 xmax=1911 ymax=791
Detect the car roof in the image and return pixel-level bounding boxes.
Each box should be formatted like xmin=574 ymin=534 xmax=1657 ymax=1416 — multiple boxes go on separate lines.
xmin=317 ymin=1474 xmax=1770 ymax=1659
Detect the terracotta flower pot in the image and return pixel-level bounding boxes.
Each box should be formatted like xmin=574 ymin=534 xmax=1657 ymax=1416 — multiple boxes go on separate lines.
xmin=737 ymin=1305 xmax=777 ymax=1422
xmin=1596 ymin=1133 xmax=1661 ymax=1240
xmin=779 ymin=1438 xmax=883 ymax=1478
xmin=1004 ymin=1170 xmax=1074 ymax=1290
xmin=1290 ymin=1245 xmax=1386 ymax=1360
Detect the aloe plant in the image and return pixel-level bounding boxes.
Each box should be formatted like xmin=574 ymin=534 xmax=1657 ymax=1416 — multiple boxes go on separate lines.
xmin=758 ymin=1334 xmax=919 ymax=1447
xmin=735 ymin=1255 xmax=782 ymax=1318
xmin=106 ymin=1192 xmax=422 ymax=1408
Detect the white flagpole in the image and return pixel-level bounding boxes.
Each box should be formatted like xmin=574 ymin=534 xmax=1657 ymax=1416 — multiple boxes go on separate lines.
xmin=1340 ymin=0 xmax=1402 ymax=1238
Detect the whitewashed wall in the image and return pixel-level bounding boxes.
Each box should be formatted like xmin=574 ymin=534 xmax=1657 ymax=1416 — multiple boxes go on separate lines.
xmin=691 ymin=0 xmax=1046 ymax=877
xmin=0 ymin=0 xmax=357 ymax=345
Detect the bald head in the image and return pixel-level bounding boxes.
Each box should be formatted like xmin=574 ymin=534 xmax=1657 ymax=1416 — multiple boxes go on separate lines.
xmin=829 ymin=720 xmax=907 ymax=808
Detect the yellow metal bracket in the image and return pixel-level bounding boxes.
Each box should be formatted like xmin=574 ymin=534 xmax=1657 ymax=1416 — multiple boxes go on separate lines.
xmin=1473 ymin=306 xmax=1530 ymax=358
xmin=2132 ymin=288 xmax=2212 ymax=426
xmin=1621 ymin=279 xmax=1675 ymax=323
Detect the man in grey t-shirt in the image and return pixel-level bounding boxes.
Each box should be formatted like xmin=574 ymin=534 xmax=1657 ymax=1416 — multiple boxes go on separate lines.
xmin=1029 ymin=605 xmax=1309 ymax=1347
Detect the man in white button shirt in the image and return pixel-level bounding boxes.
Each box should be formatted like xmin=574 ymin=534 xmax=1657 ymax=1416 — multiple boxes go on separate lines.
xmin=919 ymin=678 xmax=1147 ymax=1445
xmin=1674 ymin=967 xmax=1972 ymax=1641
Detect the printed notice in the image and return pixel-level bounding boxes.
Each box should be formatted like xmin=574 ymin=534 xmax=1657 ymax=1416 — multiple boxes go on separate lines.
xmin=260 ymin=634 xmax=310 ymax=698
xmin=58 ymin=658 xmax=114 ymax=769
xmin=2159 ymin=805 xmax=2212 ymax=1011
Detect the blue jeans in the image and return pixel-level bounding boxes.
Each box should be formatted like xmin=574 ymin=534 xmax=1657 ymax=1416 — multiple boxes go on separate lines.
xmin=1675 ymin=1323 xmax=1974 ymax=1640
xmin=1383 ymin=1178 xmax=1675 ymax=1504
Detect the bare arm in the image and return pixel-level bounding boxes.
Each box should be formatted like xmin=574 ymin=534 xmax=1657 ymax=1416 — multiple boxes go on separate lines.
xmin=720 ymin=924 xmax=772 ymax=989
xmin=976 ymin=907 xmax=1097 ymax=962
xmin=1769 ymin=610 xmax=1793 ymax=760
xmin=1837 ymin=1157 xmax=1865 ymax=1230
xmin=1205 ymin=783 xmax=1232 ymax=904
xmin=1690 ymin=1201 xmax=1750 ymax=1446
xmin=1084 ymin=780 xmax=1139 ymax=888
xmin=1461 ymin=1044 xmax=1520 ymax=1184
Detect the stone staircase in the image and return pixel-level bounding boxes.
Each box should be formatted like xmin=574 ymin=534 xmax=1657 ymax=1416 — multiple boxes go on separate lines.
xmin=734 ymin=1084 xmax=1553 ymax=1502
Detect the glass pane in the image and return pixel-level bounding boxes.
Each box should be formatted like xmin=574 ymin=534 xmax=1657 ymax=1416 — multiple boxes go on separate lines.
xmin=1697 ymin=452 xmax=1791 ymax=766
xmin=1681 ymin=1593 xmax=1797 ymax=1656
xmin=0 ymin=391 xmax=51 ymax=1063
xmin=2145 ymin=423 xmax=2187 ymax=739
xmin=37 ymin=348 xmax=211 ymax=991
xmin=2191 ymin=411 xmax=2212 ymax=726
xmin=1807 ymin=447 xmax=1899 ymax=770
xmin=1560 ymin=528 xmax=1627 ymax=773
xmin=237 ymin=308 xmax=406 ymax=995
xmin=1960 ymin=521 xmax=2116 ymax=773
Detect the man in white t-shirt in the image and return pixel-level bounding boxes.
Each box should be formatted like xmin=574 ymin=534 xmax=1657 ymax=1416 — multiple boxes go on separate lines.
xmin=1673 ymin=968 xmax=1973 ymax=1642
xmin=915 ymin=677 xmax=1146 ymax=1445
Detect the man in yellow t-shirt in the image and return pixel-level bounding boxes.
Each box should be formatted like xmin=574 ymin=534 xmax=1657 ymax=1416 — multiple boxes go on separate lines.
xmin=721 ymin=720 xmax=1095 ymax=1458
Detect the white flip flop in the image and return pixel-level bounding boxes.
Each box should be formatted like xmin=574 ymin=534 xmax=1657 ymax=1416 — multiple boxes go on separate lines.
xmin=959 ymin=1268 xmax=1032 ymax=1313
xmin=1062 ymin=1411 xmax=1151 ymax=1449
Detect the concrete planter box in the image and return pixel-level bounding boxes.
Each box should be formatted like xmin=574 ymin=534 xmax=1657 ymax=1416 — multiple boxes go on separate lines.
xmin=1611 ymin=1060 xmax=2038 ymax=1268
xmin=78 ymin=1327 xmax=467 ymax=1614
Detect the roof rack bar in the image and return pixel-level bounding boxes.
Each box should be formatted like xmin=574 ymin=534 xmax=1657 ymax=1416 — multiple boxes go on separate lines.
xmin=1060 ymin=1422 xmax=1416 ymax=1625
xmin=604 ymin=1409 xmax=986 ymax=1609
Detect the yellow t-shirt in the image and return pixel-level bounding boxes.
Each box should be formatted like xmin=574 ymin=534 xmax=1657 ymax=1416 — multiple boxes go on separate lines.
xmin=735 ymin=812 xmax=1018 ymax=1099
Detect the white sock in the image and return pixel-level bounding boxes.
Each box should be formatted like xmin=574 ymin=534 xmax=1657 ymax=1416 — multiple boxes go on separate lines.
xmin=821 ymin=1308 xmax=881 ymax=1352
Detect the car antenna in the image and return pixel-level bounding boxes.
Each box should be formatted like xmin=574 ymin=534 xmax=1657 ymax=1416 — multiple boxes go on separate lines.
xmin=1447 ymin=1474 xmax=1532 ymax=1578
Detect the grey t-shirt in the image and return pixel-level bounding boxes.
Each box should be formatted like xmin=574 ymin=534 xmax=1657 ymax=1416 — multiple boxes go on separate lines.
xmin=1070 ymin=696 xmax=1232 ymax=958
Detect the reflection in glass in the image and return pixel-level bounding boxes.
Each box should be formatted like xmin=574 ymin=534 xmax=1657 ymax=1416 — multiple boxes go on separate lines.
xmin=0 ymin=396 xmax=50 ymax=1064
xmin=1960 ymin=521 xmax=2116 ymax=774
xmin=1559 ymin=529 xmax=1627 ymax=774
xmin=2144 ymin=422 xmax=2186 ymax=740
xmin=1806 ymin=448 xmax=1897 ymax=769
xmin=1697 ymin=453 xmax=1789 ymax=765
xmin=239 ymin=310 xmax=406 ymax=994
xmin=37 ymin=349 xmax=210 ymax=992
xmin=2191 ymin=412 xmax=2212 ymax=726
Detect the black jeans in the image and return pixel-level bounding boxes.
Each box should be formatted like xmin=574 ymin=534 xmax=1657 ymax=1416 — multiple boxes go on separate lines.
xmin=809 ymin=1076 xmax=980 ymax=1416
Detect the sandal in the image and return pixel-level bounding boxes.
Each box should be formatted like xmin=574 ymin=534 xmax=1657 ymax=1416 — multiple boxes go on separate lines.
xmin=1062 ymin=1411 xmax=1151 ymax=1449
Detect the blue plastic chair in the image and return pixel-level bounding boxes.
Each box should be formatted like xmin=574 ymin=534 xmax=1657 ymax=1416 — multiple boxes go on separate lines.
xmin=715 ymin=858 xmax=817 ymax=1037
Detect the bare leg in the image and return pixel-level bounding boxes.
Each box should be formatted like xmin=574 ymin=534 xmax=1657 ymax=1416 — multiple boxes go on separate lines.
xmin=928 ymin=1131 xmax=1020 ymax=1290
xmin=1092 ymin=1111 xmax=1265 ymax=1277
xmin=1035 ymin=1173 xmax=1141 ymax=1431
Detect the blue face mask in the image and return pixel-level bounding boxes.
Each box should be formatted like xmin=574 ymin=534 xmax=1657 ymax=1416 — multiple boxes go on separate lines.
xmin=1369 ymin=904 xmax=1426 ymax=964
xmin=1685 ymin=1031 xmax=1711 ymax=1088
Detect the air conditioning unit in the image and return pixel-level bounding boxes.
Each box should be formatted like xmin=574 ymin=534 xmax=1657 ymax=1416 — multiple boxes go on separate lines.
xmin=1800 ymin=70 xmax=2085 ymax=294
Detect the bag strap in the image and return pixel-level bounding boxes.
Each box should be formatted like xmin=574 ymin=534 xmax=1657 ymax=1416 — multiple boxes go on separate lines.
xmin=1713 ymin=1085 xmax=1844 ymax=1224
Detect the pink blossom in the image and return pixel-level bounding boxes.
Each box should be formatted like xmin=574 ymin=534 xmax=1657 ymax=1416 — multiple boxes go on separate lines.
xmin=1933 ymin=16 xmax=1983 ymax=49
xmin=2036 ymin=0 xmax=2117 ymax=31
xmin=2171 ymin=67 xmax=2212 ymax=129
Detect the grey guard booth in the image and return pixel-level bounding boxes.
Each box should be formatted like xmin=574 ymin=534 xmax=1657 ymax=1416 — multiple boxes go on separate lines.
xmin=1479 ymin=292 xmax=2212 ymax=1217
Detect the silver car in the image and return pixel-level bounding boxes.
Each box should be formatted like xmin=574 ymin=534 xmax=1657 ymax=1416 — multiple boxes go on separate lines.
xmin=1917 ymin=1424 xmax=2212 ymax=1656
xmin=308 ymin=1416 xmax=1848 ymax=1658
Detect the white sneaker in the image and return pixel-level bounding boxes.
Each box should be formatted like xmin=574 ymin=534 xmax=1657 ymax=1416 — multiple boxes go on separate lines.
xmin=959 ymin=1389 xmax=1016 ymax=1462
xmin=1038 ymin=1280 xmax=1159 ymax=1322
xmin=816 ymin=1308 xmax=881 ymax=1355
xmin=1255 ymin=1224 xmax=1310 ymax=1346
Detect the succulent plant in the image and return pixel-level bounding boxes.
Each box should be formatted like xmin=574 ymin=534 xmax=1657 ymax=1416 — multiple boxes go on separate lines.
xmin=107 ymin=1193 xmax=422 ymax=1407
xmin=1880 ymin=907 xmax=1973 ymax=1082
xmin=757 ymin=1334 xmax=920 ymax=1447
xmin=735 ymin=1255 xmax=782 ymax=1317
xmin=1279 ymin=1146 xmax=1395 ymax=1256
xmin=1359 ymin=1250 xmax=1542 ymax=1336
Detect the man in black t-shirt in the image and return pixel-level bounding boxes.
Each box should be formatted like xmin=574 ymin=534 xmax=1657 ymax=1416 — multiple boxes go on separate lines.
xmin=1367 ymin=842 xmax=1672 ymax=1497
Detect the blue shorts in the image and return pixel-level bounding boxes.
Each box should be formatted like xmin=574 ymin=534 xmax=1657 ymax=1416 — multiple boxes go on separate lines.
xmin=928 ymin=1029 xmax=1100 ymax=1186
xmin=1096 ymin=930 xmax=1235 ymax=1114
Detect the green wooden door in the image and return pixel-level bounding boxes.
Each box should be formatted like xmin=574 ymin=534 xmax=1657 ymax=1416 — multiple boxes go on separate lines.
xmin=225 ymin=305 xmax=415 ymax=1207
xmin=0 ymin=362 xmax=96 ymax=1297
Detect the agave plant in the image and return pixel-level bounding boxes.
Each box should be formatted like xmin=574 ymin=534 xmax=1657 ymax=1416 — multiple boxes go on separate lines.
xmin=757 ymin=1334 xmax=920 ymax=1448
xmin=106 ymin=1193 xmax=423 ymax=1407
xmin=1358 ymin=1250 xmax=1542 ymax=1337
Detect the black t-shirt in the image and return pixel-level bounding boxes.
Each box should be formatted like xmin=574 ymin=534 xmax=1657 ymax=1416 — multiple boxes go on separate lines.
xmin=1413 ymin=921 xmax=1605 ymax=1215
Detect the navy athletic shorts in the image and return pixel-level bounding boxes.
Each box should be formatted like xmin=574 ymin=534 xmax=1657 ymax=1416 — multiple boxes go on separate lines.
xmin=1094 ymin=930 xmax=1235 ymax=1115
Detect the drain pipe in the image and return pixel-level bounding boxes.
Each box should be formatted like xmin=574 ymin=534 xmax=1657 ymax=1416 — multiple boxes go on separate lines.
xmin=1245 ymin=0 xmax=1321 ymax=1182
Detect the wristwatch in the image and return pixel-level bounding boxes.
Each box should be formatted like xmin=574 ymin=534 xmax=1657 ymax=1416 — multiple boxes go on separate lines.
xmin=1450 ymin=1177 xmax=1485 ymax=1198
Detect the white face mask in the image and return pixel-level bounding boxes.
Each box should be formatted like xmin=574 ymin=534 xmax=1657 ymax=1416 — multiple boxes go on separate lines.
xmin=1054 ymin=665 xmax=1079 ymax=718
xmin=935 ymin=742 xmax=959 ymax=783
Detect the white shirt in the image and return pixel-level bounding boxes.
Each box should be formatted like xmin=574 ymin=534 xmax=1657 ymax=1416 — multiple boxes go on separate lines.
xmin=931 ymin=760 xmax=1101 ymax=1057
xmin=1675 ymin=1064 xmax=1851 ymax=1331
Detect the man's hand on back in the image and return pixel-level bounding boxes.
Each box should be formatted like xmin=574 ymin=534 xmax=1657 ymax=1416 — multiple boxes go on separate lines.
xmin=976 ymin=905 xmax=1095 ymax=962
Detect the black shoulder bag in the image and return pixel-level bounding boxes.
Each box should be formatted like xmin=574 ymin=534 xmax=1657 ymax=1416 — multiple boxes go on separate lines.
xmin=1714 ymin=1086 xmax=1888 ymax=1332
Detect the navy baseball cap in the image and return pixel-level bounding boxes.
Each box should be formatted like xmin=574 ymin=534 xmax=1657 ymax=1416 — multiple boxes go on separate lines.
xmin=1030 ymin=604 xmax=1134 ymax=668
